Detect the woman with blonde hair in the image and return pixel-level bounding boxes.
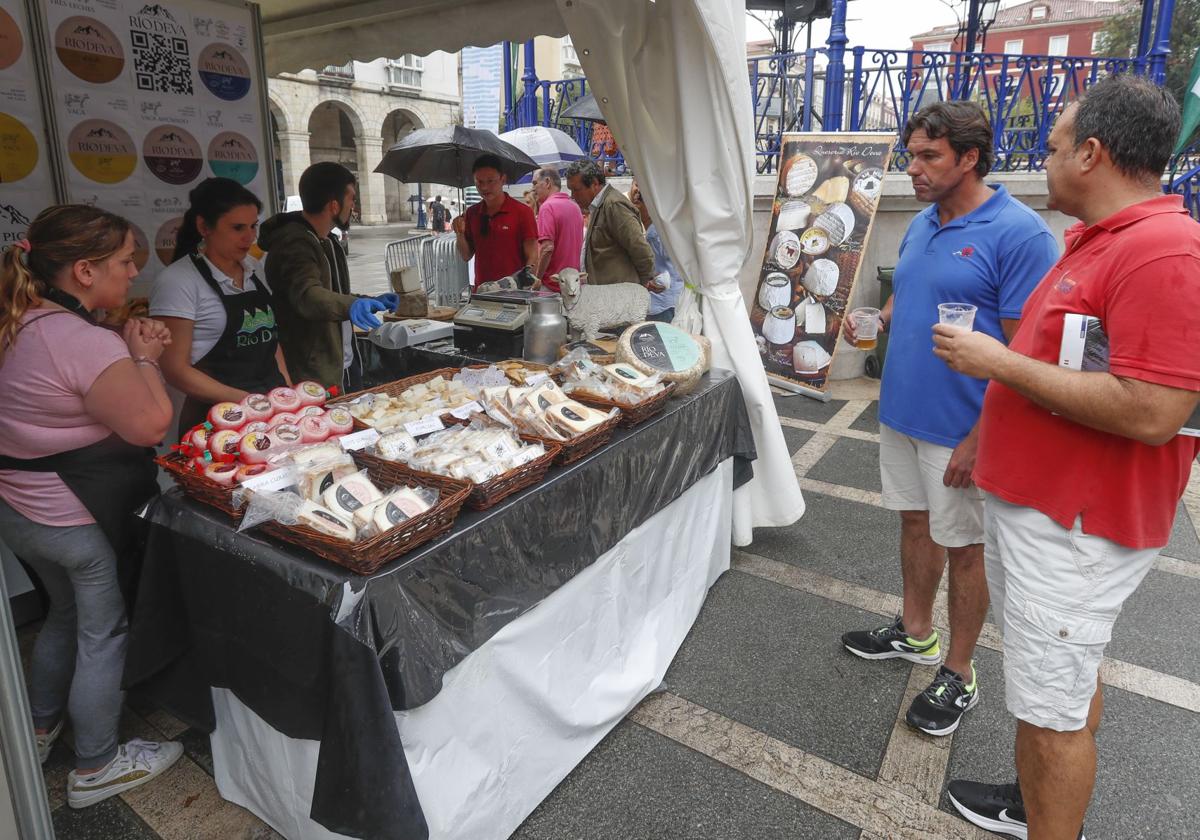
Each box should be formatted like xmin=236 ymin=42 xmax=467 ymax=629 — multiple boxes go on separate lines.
xmin=0 ymin=205 xmax=182 ymax=808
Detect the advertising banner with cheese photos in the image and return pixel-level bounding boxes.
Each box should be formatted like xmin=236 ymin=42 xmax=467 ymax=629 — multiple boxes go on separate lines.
xmin=36 ymin=0 xmax=268 ymax=296
xmin=0 ymin=3 xmax=56 ymax=247
xmin=751 ymin=133 xmax=894 ymax=396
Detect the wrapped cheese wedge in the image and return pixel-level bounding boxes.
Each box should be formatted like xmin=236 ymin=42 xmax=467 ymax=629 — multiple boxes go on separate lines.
xmin=268 ymin=387 xmax=302 ymax=414
xmin=295 ymin=501 xmax=357 ymax=541
xmin=290 ymin=441 xmax=344 ymax=469
xmin=208 ymin=402 xmax=247 ymax=431
xmin=296 ymin=381 xmax=329 ymax=407
xmin=377 ymin=430 xmax=418 ymax=461
xmin=321 ymin=470 xmax=383 ymax=516
xmin=603 ymin=363 xmax=657 ymax=390
xmin=545 ymin=400 xmax=609 ymax=436
xmin=370 ymin=487 xmax=435 ymax=533
xmin=299 ymin=456 xmax=356 ymax=501
xmin=241 ymin=393 xmax=273 ymax=423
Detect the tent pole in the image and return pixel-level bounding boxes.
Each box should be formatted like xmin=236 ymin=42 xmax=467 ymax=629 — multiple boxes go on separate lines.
xmin=823 ymin=0 xmax=849 ymax=131
xmin=503 ymin=41 xmax=515 ymax=130
xmin=522 ymin=40 xmax=538 ymax=128
xmin=1136 ymin=0 xmax=1157 ymax=60
xmin=1148 ymin=0 xmax=1174 ymax=85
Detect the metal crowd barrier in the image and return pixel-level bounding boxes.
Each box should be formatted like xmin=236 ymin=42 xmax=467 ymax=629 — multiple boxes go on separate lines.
xmin=421 ymin=233 xmax=469 ymax=306
xmin=384 ymin=235 xmax=427 ymax=286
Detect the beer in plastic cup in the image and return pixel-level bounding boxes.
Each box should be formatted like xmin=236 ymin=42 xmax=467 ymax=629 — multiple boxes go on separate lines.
xmin=851 ymin=307 xmax=881 ymax=350
xmin=938 ymin=302 xmax=977 ymax=330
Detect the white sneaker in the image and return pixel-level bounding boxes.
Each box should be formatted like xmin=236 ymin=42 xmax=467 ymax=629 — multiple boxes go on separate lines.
xmin=67 ymin=739 xmax=183 ymax=809
xmin=35 ymin=719 xmax=63 ymax=765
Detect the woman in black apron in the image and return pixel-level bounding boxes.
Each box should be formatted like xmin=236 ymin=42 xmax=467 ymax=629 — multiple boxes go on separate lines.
xmin=0 ymin=205 xmax=183 ymax=807
xmin=151 ymin=178 xmax=288 ymax=436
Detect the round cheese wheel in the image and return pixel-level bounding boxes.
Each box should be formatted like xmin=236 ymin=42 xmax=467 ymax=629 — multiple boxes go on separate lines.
xmin=298 ymin=405 xmax=326 ymax=419
xmin=208 ymin=402 xmax=246 ymax=431
xmin=208 ymin=429 xmax=242 ymax=460
xmin=267 ymin=412 xmax=299 ymax=429
xmin=270 ymin=424 xmax=303 ymax=450
xmin=299 ymin=415 xmax=331 ymax=444
xmin=296 ymin=381 xmax=328 ymax=407
xmin=236 ymin=463 xmax=271 ymax=482
xmin=186 ymin=424 xmax=210 ymax=452
xmin=238 ymin=431 xmax=276 ymax=464
xmin=241 ymin=393 xmax=273 ymax=423
xmin=326 ymin=406 xmax=354 ymax=436
xmin=616 ymin=322 xmax=711 ymax=394
xmin=241 ymin=420 xmax=269 ymax=436
xmin=268 ymin=387 xmax=301 ymax=414
xmin=204 ymin=462 xmax=239 ymax=486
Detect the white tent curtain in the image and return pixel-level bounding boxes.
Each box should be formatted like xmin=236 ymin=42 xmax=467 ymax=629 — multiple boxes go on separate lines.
xmin=259 ymin=0 xmax=806 ymax=542
xmin=555 ymin=0 xmax=804 ymax=543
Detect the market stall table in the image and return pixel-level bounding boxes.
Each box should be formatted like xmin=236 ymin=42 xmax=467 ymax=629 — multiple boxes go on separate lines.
xmin=126 ymin=370 xmax=754 ymax=840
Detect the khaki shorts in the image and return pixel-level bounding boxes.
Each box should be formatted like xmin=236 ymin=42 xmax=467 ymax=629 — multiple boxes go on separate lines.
xmin=983 ymin=494 xmax=1158 ymax=732
xmin=879 ymin=424 xmax=984 ymax=548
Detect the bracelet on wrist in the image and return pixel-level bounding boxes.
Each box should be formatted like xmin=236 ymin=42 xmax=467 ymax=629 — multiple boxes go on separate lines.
xmin=132 ymin=356 xmax=160 ymax=372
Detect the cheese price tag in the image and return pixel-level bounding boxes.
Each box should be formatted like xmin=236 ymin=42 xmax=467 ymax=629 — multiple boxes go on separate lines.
xmin=525 ymin=372 xmax=550 ymax=387
xmin=448 ymin=401 xmax=483 ymax=420
xmin=241 ymin=466 xmax=298 ymax=494
xmin=405 ymin=415 xmax=445 ymax=437
xmin=339 ymin=428 xmax=381 ymax=452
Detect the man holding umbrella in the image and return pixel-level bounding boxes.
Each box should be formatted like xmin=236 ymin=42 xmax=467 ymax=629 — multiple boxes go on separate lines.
xmin=452 ymin=154 xmax=539 ymax=287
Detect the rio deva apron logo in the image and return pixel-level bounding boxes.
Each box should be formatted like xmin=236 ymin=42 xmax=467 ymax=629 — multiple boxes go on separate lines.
xmin=238 ymin=308 xmax=276 ymax=346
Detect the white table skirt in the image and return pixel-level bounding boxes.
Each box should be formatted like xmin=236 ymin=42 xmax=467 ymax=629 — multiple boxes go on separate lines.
xmin=210 ymin=457 xmax=734 ymax=840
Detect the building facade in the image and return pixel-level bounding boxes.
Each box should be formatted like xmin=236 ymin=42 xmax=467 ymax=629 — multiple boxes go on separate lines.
xmin=268 ymin=53 xmax=462 ymax=225
xmin=911 ymin=0 xmax=1134 ymax=57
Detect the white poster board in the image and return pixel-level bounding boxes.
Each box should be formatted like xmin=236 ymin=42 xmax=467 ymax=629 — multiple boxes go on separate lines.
xmin=0 ymin=3 xmax=56 ymax=246
xmin=34 ymin=0 xmax=271 ymax=295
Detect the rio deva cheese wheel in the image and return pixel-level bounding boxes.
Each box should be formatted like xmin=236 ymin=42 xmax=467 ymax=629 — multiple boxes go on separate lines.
xmin=326 ymin=406 xmax=354 ymax=435
xmin=238 ymin=431 xmax=275 ymax=464
xmin=241 ymin=393 xmax=273 ymax=422
xmin=271 ymin=424 xmax=303 ymax=449
xmin=208 ymin=401 xmax=246 ymax=431
xmin=236 ymin=463 xmax=271 ymax=482
xmin=297 ymin=381 xmax=328 ymax=407
xmin=208 ymin=429 xmax=242 ymax=460
xmin=241 ymin=420 xmax=269 ymax=436
xmin=299 ymin=405 xmax=326 ymax=418
xmin=616 ymin=322 xmax=710 ymax=394
xmin=268 ymin=386 xmax=301 ymax=413
xmin=204 ymin=462 xmax=239 ymax=486
xmin=267 ymin=412 xmax=299 ymax=429
xmin=299 ymin=414 xmax=331 ymax=443
xmin=187 ymin=424 xmax=211 ymax=452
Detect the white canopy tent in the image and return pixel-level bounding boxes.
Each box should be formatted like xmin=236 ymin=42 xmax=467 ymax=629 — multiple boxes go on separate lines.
xmin=259 ymin=0 xmax=806 ymax=543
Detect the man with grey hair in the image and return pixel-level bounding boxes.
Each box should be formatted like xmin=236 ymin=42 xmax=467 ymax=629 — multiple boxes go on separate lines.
xmin=565 ymin=159 xmax=658 ymax=288
xmin=531 ymin=167 xmax=583 ymax=292
xmin=936 ymin=74 xmax=1200 ymax=840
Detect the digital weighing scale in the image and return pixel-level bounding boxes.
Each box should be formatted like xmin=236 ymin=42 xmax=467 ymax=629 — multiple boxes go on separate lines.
xmin=453 ymin=289 xmax=560 ymax=357
xmin=368 ymin=318 xmax=454 ymax=350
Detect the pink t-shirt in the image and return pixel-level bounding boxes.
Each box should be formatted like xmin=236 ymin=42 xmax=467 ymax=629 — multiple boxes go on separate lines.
xmin=536 ymin=191 xmax=584 ymax=292
xmin=0 ymin=308 xmax=130 ymax=526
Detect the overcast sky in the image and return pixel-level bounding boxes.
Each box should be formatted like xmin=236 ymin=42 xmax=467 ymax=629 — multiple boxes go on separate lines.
xmin=745 ymin=0 xmax=1031 ymax=52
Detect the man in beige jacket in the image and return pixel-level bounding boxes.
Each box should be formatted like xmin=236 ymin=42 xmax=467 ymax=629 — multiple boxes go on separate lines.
xmin=565 ymin=160 xmax=660 ymax=290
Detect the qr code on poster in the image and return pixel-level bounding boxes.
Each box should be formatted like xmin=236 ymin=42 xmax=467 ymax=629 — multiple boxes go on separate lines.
xmin=131 ymin=30 xmax=193 ymax=95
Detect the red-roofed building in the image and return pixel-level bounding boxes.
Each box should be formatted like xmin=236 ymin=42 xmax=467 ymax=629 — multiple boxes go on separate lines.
xmin=911 ymin=0 xmax=1135 ymax=57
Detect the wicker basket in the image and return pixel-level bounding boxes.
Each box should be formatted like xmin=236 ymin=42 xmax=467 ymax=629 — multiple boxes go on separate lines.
xmin=356 ymin=434 xmax=559 ymax=512
xmin=568 ymin=382 xmax=677 ymax=428
xmin=258 ymin=455 xmax=471 ymax=574
xmin=156 ymin=452 xmax=244 ymax=520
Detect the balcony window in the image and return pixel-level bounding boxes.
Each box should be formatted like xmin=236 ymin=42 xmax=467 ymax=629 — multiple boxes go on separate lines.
xmin=1047 ymin=35 xmax=1069 ymax=56
xmin=1091 ymin=31 xmax=1105 ymax=54
xmin=1004 ymin=39 xmax=1023 ymax=54
xmin=319 ymin=61 xmax=354 ymax=80
xmin=387 ymin=55 xmax=424 ymax=90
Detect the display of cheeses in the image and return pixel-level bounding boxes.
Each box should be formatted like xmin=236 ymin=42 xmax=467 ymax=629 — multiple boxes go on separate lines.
xmin=343 ymin=375 xmax=476 ymax=431
xmin=616 ymin=321 xmax=711 ymax=394
xmin=374 ymin=423 xmax=548 ymax=485
xmin=551 ymin=350 xmax=669 ymax=406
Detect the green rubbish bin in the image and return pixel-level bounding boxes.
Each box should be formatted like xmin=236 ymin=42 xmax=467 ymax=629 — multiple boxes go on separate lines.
xmin=865 ymin=266 xmax=893 ymax=379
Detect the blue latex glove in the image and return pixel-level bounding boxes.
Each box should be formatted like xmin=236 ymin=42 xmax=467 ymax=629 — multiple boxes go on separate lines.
xmin=375 ymin=292 xmax=400 ymax=311
xmin=349 ymin=298 xmax=387 ymax=330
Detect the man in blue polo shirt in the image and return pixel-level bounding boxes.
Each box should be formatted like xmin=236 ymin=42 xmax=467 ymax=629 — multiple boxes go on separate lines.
xmin=841 ymin=101 xmax=1058 ymax=737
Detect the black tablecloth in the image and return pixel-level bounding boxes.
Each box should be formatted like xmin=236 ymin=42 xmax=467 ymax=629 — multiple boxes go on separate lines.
xmin=125 ymin=370 xmax=755 ymax=839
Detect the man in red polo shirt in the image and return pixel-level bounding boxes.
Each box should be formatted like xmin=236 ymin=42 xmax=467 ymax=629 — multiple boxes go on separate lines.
xmin=452 ymin=154 xmax=539 ymax=287
xmin=932 ymin=75 xmax=1200 ymax=840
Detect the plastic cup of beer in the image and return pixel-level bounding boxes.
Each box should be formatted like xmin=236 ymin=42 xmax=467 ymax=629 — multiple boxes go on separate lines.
xmin=850 ymin=307 xmax=881 ymax=350
xmin=938 ymin=302 xmax=977 ymax=330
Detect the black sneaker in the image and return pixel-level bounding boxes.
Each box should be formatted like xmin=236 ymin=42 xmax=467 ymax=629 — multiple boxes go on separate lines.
xmin=906 ymin=662 xmax=979 ymax=736
xmin=947 ymin=779 xmax=1088 ymax=840
xmin=841 ymin=616 xmax=940 ymax=664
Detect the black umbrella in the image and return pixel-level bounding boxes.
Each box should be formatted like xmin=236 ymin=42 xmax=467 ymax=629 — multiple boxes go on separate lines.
xmin=559 ymin=92 xmax=606 ymax=124
xmin=374 ymin=126 xmax=539 ymax=187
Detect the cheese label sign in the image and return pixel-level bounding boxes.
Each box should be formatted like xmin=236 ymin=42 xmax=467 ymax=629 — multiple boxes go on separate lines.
xmin=241 ymin=466 xmax=298 ymax=494
xmin=628 ymin=323 xmax=699 ymax=373
xmin=404 ymin=415 xmax=445 ymax=438
xmin=448 ymin=401 xmax=483 ymax=420
xmin=339 ymin=428 xmax=380 ymax=452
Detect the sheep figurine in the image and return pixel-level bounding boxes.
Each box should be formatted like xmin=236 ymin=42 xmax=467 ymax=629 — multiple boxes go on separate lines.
xmin=553 ymin=268 xmax=649 ymax=340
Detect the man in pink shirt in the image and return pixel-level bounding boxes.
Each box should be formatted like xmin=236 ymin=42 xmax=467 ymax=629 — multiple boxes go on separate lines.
xmin=531 ymin=167 xmax=583 ymax=293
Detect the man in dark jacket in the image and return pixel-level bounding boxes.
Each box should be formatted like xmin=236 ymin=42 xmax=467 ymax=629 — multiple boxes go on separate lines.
xmin=259 ymin=162 xmax=396 ymax=388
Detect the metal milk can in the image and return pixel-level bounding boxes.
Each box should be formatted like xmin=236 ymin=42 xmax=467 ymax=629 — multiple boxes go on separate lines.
xmin=523 ymin=296 xmax=568 ymax=364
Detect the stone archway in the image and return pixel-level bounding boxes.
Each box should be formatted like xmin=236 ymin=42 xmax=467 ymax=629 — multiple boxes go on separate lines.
xmin=381 ymin=108 xmax=424 ymax=223
xmin=305 ymin=98 xmax=384 ymax=223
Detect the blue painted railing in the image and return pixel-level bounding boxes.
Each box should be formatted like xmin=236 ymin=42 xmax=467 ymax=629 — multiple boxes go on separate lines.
xmin=504 ymin=77 xmax=627 ymax=174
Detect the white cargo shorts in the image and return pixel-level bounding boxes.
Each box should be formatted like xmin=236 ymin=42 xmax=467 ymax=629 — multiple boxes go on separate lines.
xmin=983 ymin=494 xmax=1159 ymax=732
xmin=879 ymin=424 xmax=984 ymax=548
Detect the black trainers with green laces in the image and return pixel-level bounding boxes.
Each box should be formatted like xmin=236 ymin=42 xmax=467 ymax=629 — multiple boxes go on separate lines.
xmin=906 ymin=662 xmax=979 ymax=736
xmin=841 ymin=616 xmax=941 ymax=664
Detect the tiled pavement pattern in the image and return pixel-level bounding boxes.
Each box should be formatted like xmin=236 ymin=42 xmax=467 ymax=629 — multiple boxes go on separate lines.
xmin=25 ymin=378 xmax=1200 ymax=839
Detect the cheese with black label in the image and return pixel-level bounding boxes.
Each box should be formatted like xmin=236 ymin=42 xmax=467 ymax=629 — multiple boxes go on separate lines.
xmin=546 ymin=400 xmax=607 ymax=435
xmin=296 ymin=501 xmax=357 ymax=541
xmin=603 ymin=363 xmax=655 ymax=390
xmin=321 ymin=472 xmax=383 ymax=515
xmin=616 ymin=322 xmax=710 ymax=394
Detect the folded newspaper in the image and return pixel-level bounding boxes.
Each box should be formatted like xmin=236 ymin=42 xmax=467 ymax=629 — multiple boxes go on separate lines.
xmin=1059 ymin=313 xmax=1200 ymax=437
